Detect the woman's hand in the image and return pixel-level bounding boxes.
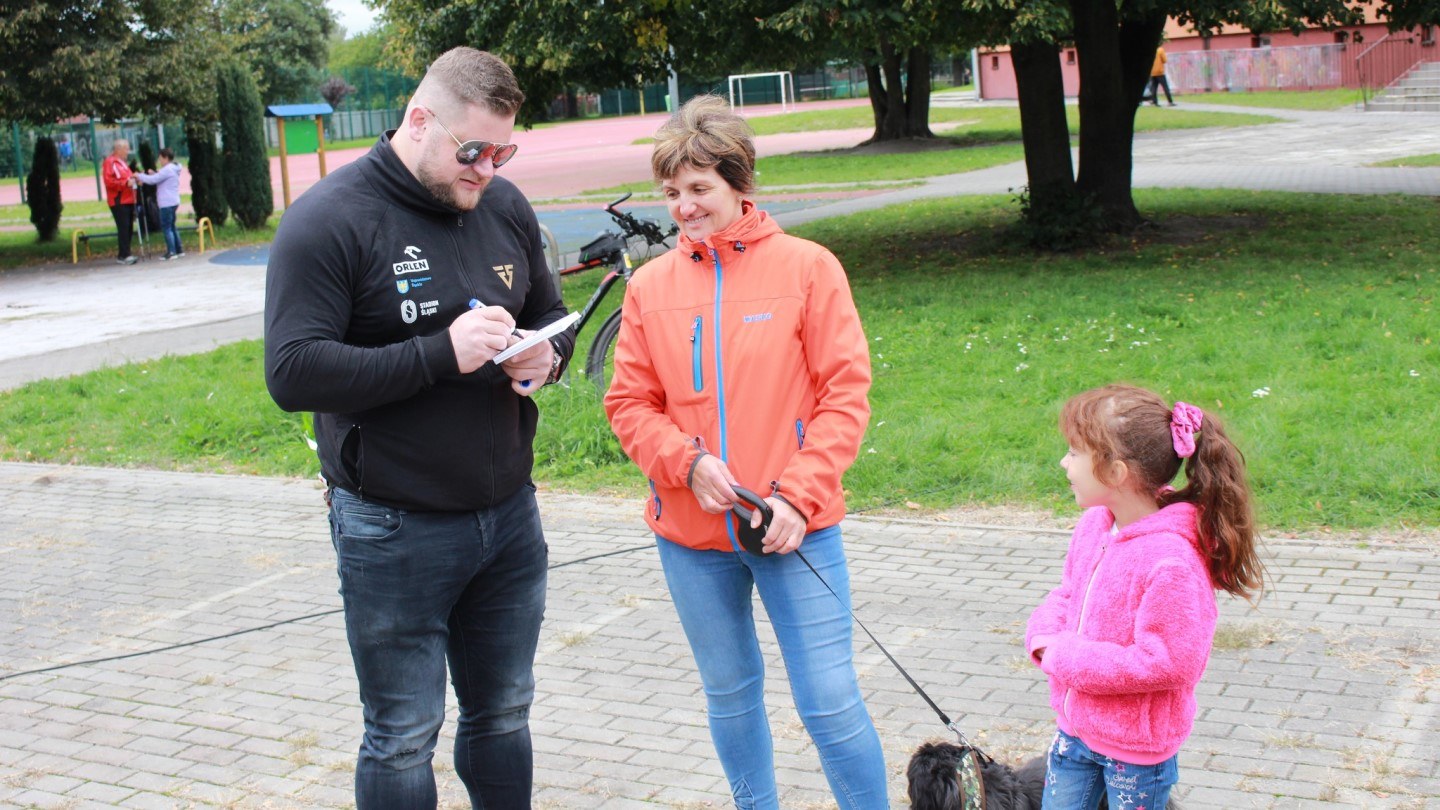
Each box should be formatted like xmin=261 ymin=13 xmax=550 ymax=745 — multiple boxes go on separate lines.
xmin=689 ymin=454 xmax=739 ymax=514
xmin=758 ymin=497 xmax=806 ymax=555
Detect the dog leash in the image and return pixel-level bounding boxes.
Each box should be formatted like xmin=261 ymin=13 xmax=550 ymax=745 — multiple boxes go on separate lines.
xmin=730 ymin=486 xmax=978 ymax=749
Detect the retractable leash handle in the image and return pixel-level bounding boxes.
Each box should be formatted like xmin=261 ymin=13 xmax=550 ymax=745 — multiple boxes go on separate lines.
xmin=728 ymin=485 xmax=773 ymax=556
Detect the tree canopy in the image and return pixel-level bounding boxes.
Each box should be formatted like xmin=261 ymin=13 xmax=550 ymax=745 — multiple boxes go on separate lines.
xmin=0 ymin=1 xmax=219 ymax=123
xmin=0 ymin=0 xmax=336 ymax=124
xmin=219 ymin=0 xmax=336 ymax=104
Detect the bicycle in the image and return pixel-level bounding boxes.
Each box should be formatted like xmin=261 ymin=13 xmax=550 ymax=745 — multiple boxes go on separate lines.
xmin=552 ymin=192 xmax=676 ymax=389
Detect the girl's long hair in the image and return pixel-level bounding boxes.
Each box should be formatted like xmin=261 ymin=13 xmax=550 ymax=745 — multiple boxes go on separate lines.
xmin=1060 ymin=384 xmax=1265 ymax=599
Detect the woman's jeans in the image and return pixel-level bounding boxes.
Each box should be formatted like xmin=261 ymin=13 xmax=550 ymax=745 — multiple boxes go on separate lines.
xmin=329 ymin=484 xmax=548 ymax=810
xmin=1042 ymin=729 xmax=1179 ymax=810
xmin=657 ymin=525 xmax=889 ymax=810
xmin=159 ymin=205 xmax=181 ymax=255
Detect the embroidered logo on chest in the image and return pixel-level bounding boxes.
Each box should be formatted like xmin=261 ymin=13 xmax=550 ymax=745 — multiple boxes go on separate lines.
xmin=493 ymin=264 xmax=515 ymax=289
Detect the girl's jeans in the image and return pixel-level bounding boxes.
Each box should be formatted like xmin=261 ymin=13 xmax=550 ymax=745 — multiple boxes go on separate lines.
xmin=1043 ymin=729 xmax=1179 ymax=810
xmin=657 ymin=525 xmax=889 ymax=810
xmin=329 ymin=483 xmax=547 ymax=810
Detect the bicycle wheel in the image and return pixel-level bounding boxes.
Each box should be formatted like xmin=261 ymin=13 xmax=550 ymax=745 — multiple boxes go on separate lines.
xmin=538 ymin=222 xmax=562 ymax=291
xmin=584 ymin=307 xmax=624 ymax=392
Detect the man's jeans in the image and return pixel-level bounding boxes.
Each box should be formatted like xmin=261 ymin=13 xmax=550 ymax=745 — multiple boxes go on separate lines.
xmin=656 ymin=526 xmax=889 ymax=810
xmin=159 ymin=205 xmax=181 ymax=256
xmin=329 ymin=483 xmax=547 ymax=810
xmin=1042 ymin=729 xmax=1178 ymax=810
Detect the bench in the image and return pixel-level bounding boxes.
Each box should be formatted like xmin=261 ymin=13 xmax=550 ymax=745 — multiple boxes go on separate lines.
xmin=72 ymin=217 xmax=217 ymax=264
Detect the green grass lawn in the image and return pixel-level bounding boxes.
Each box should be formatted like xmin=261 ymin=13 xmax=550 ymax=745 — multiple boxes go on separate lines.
xmin=1372 ymin=153 xmax=1440 ymax=168
xmin=0 ymin=215 xmax=277 ymax=271
xmin=1179 ymin=88 xmax=1361 ymax=110
xmin=636 ymin=103 xmax=1276 ymax=143
xmin=608 ymin=106 xmax=1277 ymax=195
xmin=0 ymin=194 xmax=283 ymax=270
xmin=1 ymin=190 xmax=1434 ymax=532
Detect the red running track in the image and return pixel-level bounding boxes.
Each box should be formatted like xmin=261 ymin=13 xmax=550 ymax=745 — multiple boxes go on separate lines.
xmin=1 ymin=100 xmax=874 ymax=208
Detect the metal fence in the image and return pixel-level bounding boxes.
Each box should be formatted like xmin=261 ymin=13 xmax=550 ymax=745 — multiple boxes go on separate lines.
xmin=1167 ymin=44 xmax=1349 ymax=94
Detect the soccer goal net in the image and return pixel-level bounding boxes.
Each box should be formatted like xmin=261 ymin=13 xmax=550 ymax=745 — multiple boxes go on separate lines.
xmin=726 ymin=71 xmax=795 ymax=113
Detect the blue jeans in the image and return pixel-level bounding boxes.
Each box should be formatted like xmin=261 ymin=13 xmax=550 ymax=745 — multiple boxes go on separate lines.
xmin=329 ymin=484 xmax=548 ymax=810
xmin=1043 ymin=729 xmax=1178 ymax=810
xmin=657 ymin=526 xmax=888 ymax=810
xmin=159 ymin=205 xmax=181 ymax=255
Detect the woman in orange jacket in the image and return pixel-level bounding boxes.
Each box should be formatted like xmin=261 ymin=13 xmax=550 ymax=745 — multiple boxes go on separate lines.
xmin=604 ymin=95 xmax=887 ymax=809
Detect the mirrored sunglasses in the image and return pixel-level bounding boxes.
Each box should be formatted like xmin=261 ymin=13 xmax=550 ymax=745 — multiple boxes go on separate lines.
xmin=425 ymin=107 xmax=518 ymax=168
xmin=452 ymin=139 xmax=518 ymax=168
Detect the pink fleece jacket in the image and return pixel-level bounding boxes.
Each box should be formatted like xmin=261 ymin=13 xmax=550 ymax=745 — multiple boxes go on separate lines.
xmin=1026 ymin=502 xmax=1217 ymax=765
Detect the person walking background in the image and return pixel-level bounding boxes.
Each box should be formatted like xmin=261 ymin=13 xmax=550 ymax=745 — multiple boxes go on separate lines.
xmin=605 ymin=95 xmax=889 ymax=810
xmin=134 ymin=147 xmax=184 ymax=260
xmin=265 ymin=47 xmax=572 ymax=810
xmin=1150 ymin=45 xmax=1177 ymax=106
xmin=100 ymin=139 xmax=137 ymax=265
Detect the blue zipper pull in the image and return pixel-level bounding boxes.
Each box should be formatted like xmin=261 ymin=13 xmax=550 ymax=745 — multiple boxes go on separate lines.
xmin=691 ymin=315 xmax=703 ymax=392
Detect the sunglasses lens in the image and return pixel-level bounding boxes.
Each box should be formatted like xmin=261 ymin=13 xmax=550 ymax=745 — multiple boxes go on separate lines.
xmin=455 ymin=142 xmax=482 ymax=165
xmin=491 ymin=143 xmax=518 ymax=168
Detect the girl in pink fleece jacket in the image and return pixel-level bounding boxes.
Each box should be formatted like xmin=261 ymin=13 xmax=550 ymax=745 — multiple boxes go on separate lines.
xmin=1027 ymin=385 xmax=1265 ymax=809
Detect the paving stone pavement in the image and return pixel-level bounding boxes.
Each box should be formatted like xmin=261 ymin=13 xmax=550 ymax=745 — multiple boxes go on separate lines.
xmin=1 ymin=462 xmax=1437 ymax=809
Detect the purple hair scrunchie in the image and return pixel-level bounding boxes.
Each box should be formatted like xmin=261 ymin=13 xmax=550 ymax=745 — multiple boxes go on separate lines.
xmin=1171 ymin=401 xmax=1204 ymax=459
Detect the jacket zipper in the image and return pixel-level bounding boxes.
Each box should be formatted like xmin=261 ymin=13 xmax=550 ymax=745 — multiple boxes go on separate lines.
xmin=709 ymin=247 xmax=735 ymax=548
xmin=795 ymin=419 xmax=805 ymax=449
xmin=691 ymin=315 xmax=703 ymax=391
xmin=1063 ymin=536 xmax=1109 ymax=722
xmin=649 ymin=479 xmax=662 ymax=519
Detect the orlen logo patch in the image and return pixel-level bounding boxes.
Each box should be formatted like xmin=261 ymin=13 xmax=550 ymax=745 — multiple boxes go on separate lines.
xmin=393 ymin=245 xmax=429 ymax=275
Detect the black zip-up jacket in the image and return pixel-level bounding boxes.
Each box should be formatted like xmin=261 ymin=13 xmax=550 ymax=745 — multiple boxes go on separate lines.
xmin=264 ymin=132 xmax=573 ymax=511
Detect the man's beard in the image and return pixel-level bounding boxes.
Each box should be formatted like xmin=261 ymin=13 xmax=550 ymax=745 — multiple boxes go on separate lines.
xmin=416 ymin=154 xmax=486 ymax=211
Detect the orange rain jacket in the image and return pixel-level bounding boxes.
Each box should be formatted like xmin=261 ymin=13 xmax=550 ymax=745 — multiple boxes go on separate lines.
xmin=604 ymin=202 xmax=872 ymax=552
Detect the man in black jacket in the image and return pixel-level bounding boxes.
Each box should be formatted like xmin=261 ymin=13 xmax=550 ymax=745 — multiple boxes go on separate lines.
xmin=264 ymin=47 xmax=572 ymax=810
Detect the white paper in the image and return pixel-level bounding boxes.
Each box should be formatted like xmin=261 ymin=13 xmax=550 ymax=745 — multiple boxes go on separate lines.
xmin=493 ymin=311 xmax=582 ymax=364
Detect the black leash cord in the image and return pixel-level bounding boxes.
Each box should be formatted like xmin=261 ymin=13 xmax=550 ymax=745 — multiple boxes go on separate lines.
xmin=794 ymin=548 xmax=954 ymax=730
xmin=0 ymin=543 xmax=654 ymax=684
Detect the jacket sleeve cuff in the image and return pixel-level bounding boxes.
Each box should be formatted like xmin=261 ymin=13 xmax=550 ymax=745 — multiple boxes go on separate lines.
xmin=686 ymin=450 xmax=709 ymax=489
xmin=1028 ymin=634 xmax=1054 ymax=666
xmin=418 ymin=330 xmax=461 ymax=383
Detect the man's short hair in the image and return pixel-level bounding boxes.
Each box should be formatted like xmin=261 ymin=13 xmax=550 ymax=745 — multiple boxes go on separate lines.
xmin=414 ymin=47 xmax=525 ymax=118
xmin=158 ymin=147 xmax=175 ymax=161
xmin=651 ymin=95 xmax=756 ymax=194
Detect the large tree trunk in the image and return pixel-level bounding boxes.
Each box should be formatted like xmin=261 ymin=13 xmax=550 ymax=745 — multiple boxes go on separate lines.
xmin=864 ymin=41 xmax=932 ymax=143
xmin=1069 ymin=0 xmax=1166 ymax=232
xmin=905 ymin=47 xmax=934 ymax=138
xmin=1011 ymin=40 xmax=1076 ymax=212
xmin=864 ymin=62 xmax=888 ymax=135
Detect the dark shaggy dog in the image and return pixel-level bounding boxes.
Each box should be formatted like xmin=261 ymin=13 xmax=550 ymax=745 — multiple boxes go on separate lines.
xmin=906 ymin=740 xmax=1181 ymax=810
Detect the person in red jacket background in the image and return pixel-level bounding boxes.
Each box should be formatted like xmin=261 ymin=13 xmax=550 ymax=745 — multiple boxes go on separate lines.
xmin=101 ymin=139 xmax=138 ymax=265
xmin=605 ymin=95 xmax=887 ymax=810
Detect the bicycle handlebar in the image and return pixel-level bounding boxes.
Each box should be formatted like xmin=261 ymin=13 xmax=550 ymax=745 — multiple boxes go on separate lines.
xmin=604 ymin=194 xmax=678 ymax=248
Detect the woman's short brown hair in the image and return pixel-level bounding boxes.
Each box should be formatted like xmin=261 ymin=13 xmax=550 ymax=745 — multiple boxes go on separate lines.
xmin=651 ymin=95 xmax=756 ymax=194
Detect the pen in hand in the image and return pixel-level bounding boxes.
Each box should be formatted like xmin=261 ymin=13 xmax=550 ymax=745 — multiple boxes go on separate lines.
xmin=470 ymin=298 xmax=530 ymax=388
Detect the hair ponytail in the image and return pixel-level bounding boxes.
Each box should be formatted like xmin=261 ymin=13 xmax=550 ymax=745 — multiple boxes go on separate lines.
xmin=1162 ymin=413 xmax=1265 ymax=600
